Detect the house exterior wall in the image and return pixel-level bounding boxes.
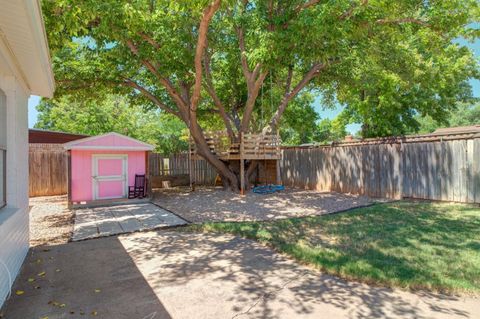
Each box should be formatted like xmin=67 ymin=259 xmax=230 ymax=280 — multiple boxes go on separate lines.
xmin=71 ymin=150 xmax=146 ymax=202
xmin=0 ymin=75 xmax=30 ymax=306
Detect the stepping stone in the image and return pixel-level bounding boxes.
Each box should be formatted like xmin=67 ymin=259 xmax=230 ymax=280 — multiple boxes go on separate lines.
xmin=72 ymin=203 xmax=188 ymax=241
xmin=111 ymin=209 xmax=143 ymax=233
xmin=72 ymin=223 xmax=99 ymax=241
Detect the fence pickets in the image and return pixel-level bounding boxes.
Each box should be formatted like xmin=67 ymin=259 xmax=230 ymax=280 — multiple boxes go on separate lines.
xmin=29 ymin=144 xmax=68 ymax=197
xmin=29 ymin=137 xmax=480 ymax=203
xmin=281 ymin=138 xmax=480 ymax=203
xmin=148 ymin=153 xmax=217 ymax=186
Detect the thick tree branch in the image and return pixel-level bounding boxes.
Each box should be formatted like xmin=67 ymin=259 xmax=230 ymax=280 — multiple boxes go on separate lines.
xmin=125 ymin=39 xmax=189 ymax=112
xmin=339 ymin=0 xmax=368 ymax=20
xmin=235 ymin=10 xmax=270 ymax=133
xmin=190 ymin=0 xmax=222 ymax=111
xmin=204 ymin=50 xmax=236 ymax=140
xmin=295 ymin=0 xmax=322 ymax=13
xmin=236 ymin=27 xmax=252 ymax=82
xmin=123 ymin=79 xmax=181 ymax=118
xmin=240 ymin=70 xmax=268 ymax=133
xmin=266 ymin=62 xmax=326 ymax=131
xmin=138 ymin=31 xmax=161 ymax=49
xmin=285 ymin=66 xmax=293 ymax=95
xmin=179 ymin=80 xmax=192 ymax=105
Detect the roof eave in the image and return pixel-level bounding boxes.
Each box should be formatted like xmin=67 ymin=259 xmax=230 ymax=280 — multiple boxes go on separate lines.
xmin=25 ymin=0 xmax=55 ymax=97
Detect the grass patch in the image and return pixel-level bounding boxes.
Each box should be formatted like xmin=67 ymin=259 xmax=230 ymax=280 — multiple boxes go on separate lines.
xmin=183 ymin=201 xmax=480 ymax=294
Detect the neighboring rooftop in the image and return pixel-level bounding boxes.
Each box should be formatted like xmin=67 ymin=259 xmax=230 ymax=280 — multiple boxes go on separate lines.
xmin=29 ymin=129 xmax=89 ymax=144
xmin=283 ymin=125 xmax=480 ymax=149
xmin=432 ymin=125 xmax=480 ymax=135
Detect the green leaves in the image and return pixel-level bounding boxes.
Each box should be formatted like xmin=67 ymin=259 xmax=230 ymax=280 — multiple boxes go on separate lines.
xmin=35 ymin=95 xmax=188 ymax=154
xmin=42 ymin=0 xmax=479 ymax=140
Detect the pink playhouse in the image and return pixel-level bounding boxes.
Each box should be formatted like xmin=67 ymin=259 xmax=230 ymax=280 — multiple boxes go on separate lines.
xmin=64 ymin=132 xmax=154 ymax=206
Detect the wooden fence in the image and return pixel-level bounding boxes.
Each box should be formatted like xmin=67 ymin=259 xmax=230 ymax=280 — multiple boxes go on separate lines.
xmin=29 ymin=144 xmax=68 ymax=197
xmin=281 ymin=136 xmax=480 ymax=203
xmin=29 ymin=135 xmax=480 ymax=203
xmin=148 ymin=153 xmax=217 ymax=186
xmin=29 ymin=148 xmax=218 ymax=196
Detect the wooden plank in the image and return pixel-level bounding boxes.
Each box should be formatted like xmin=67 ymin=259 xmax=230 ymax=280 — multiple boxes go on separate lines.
xmin=474 ymin=139 xmax=480 ymax=203
xmin=240 ymin=133 xmax=245 ymax=195
xmin=466 ymin=139 xmax=474 ymax=203
xmin=29 ymin=144 xmax=68 ymax=197
xmin=452 ymin=141 xmax=460 ymax=202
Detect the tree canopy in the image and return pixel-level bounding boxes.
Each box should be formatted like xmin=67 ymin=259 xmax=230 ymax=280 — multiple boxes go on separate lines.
xmin=35 ymin=95 xmax=189 ymax=154
xmin=42 ymin=0 xmax=480 ymax=189
xmin=407 ymin=101 xmax=480 ymax=134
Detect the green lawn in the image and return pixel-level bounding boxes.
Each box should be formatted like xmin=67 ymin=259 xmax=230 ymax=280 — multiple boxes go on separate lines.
xmin=184 ymin=201 xmax=480 ymax=294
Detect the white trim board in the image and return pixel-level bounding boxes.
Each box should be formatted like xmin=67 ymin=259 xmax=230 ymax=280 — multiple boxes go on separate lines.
xmin=64 ymin=132 xmax=154 ymax=150
xmin=67 ymin=146 xmax=152 ymax=151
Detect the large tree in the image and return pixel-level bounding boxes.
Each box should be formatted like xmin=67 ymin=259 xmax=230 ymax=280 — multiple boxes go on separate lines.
xmin=42 ymin=0 xmax=479 ymax=190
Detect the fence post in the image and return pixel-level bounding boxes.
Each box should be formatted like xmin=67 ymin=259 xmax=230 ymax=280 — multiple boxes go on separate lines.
xmin=240 ymin=132 xmax=245 ymax=195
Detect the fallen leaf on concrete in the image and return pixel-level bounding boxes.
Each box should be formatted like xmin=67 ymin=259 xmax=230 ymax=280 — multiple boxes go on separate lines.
xmin=39 ymin=316 xmax=49 ymax=319
xmin=79 ymin=310 xmax=85 ymax=315
xmin=55 ymin=269 xmax=61 ymax=272
xmin=28 ymin=278 xmax=35 ymax=283
xmin=36 ymin=258 xmax=42 ymax=264
xmin=38 ymin=271 xmax=46 ymax=277
xmin=94 ymin=289 xmax=101 ymax=293
xmin=15 ymin=290 xmax=24 ymax=296
xmin=91 ymin=311 xmax=98 ymax=316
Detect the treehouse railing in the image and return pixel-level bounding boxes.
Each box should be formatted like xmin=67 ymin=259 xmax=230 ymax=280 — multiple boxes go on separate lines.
xmin=190 ymin=131 xmax=281 ymax=160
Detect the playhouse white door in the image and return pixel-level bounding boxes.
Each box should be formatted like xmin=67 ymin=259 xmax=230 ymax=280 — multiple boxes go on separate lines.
xmin=93 ymin=155 xmax=128 ymax=200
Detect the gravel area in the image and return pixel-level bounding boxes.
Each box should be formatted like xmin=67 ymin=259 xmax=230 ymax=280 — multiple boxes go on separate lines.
xmin=29 ymin=195 xmax=74 ymax=247
xmin=153 ymin=187 xmax=373 ymax=223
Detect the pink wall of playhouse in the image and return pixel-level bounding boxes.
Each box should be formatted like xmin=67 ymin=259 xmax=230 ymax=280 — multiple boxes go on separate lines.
xmin=71 ymin=133 xmax=144 ymax=148
xmin=70 ymin=150 xmax=146 ymax=202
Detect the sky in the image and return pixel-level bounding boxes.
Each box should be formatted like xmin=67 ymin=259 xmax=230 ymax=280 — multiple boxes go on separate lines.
xmin=27 ymin=38 xmax=480 ymax=134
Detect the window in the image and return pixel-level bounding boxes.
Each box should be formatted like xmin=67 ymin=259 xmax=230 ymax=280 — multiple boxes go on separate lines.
xmin=0 ymin=90 xmax=5 ymax=208
xmin=0 ymin=149 xmax=5 ymax=208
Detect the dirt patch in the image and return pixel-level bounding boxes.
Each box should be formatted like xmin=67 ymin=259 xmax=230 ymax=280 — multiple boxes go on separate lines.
xmin=153 ymin=187 xmax=372 ymax=223
xmin=29 ymin=195 xmax=74 ymax=247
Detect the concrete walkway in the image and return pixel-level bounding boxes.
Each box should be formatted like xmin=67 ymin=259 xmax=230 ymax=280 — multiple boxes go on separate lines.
xmin=2 ymin=231 xmax=478 ymax=319
xmin=72 ymin=203 xmax=186 ymax=241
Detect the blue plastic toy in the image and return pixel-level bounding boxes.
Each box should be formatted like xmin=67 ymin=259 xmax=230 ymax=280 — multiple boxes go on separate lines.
xmin=252 ymin=184 xmax=285 ymax=194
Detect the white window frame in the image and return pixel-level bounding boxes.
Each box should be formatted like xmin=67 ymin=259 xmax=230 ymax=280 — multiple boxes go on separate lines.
xmin=0 ymin=89 xmax=5 ymax=209
xmin=0 ymin=148 xmax=5 ymax=208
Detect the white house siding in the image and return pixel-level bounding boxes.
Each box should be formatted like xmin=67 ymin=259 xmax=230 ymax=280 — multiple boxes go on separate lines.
xmin=0 ymin=76 xmax=30 ymax=306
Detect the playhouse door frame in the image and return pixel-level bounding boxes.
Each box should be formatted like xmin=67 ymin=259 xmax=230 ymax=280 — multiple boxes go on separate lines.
xmin=92 ymin=154 xmax=128 ymax=200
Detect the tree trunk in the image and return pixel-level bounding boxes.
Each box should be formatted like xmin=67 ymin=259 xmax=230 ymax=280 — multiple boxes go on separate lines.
xmin=188 ymin=114 xmax=240 ymax=191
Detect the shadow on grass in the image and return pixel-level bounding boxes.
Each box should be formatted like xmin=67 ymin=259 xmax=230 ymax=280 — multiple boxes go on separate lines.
xmin=186 ymin=201 xmax=480 ymax=293
xmin=122 ymin=230 xmax=474 ymax=319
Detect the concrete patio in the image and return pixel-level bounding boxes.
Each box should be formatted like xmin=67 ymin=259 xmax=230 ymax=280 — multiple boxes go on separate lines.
xmin=72 ymin=203 xmax=187 ymax=241
xmin=2 ymin=231 xmax=478 ymax=319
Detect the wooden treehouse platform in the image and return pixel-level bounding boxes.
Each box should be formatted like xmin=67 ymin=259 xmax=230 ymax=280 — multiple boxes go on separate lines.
xmin=190 ymin=132 xmax=281 ymax=161
xmin=190 ymin=132 xmax=282 ymax=194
